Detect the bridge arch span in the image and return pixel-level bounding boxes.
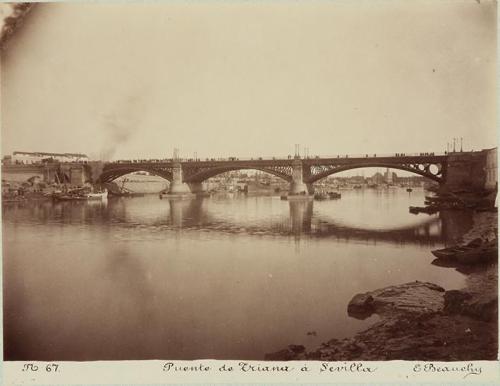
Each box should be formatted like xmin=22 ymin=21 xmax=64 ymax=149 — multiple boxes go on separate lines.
xmin=306 ymin=163 xmax=443 ymax=184
xmin=184 ymin=166 xmax=293 ymax=183
xmin=98 ymin=166 xmax=173 ymax=183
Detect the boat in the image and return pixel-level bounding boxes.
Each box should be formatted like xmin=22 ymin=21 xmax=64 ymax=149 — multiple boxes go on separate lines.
xmin=287 ymin=193 xmax=314 ymax=201
xmin=432 ymin=240 xmax=497 ymax=264
xmin=52 ymin=188 xmax=108 ymax=201
xmin=53 ymin=194 xmax=87 ymax=201
xmin=409 ymin=205 xmax=438 ymax=215
xmin=314 ymin=192 xmax=328 ymax=200
xmin=425 ymin=195 xmax=454 ymax=203
xmin=280 ymin=194 xmax=288 ymax=200
xmin=328 ymin=192 xmax=341 ymax=199
xmin=456 ymin=243 xmax=497 ymax=264
xmin=406 ymin=188 xmax=413 ymax=192
xmin=108 ymin=190 xmax=144 ymax=197
xmin=86 ymin=190 xmax=108 ymax=200
xmin=431 ymin=245 xmax=477 ymax=260
xmin=2 ymin=196 xmax=27 ymax=203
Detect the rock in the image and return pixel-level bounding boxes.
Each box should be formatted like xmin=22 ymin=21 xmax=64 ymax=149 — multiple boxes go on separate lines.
xmin=264 ymin=344 xmax=305 ymax=361
xmin=348 ymin=281 xmax=445 ymax=319
xmin=289 ymin=344 xmax=305 ymax=353
xmin=444 ymin=290 xmax=473 ymax=315
xmin=305 ymin=351 xmax=321 ymax=360
xmin=463 ymin=296 xmax=498 ymax=322
xmin=444 ymin=289 xmax=498 ymax=322
xmin=347 ymin=293 xmax=375 ymax=319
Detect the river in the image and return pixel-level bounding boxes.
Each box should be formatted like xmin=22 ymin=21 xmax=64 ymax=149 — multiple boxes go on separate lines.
xmin=2 ymin=188 xmax=474 ymax=360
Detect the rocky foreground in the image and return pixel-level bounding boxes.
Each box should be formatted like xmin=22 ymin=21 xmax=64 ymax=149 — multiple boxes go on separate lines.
xmin=266 ymin=210 xmax=498 ymax=361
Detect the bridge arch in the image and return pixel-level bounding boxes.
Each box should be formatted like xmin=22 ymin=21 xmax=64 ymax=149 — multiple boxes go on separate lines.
xmin=306 ymin=163 xmax=444 ymax=184
xmin=98 ymin=166 xmax=173 ymax=183
xmin=183 ymin=166 xmax=293 ymax=183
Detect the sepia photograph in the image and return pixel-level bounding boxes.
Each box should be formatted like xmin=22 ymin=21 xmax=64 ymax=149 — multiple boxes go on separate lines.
xmin=0 ymin=0 xmax=498 ymax=371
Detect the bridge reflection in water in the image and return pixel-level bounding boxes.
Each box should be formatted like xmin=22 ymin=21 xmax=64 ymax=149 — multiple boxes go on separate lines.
xmin=161 ymin=197 xmax=471 ymax=246
xmin=2 ymin=193 xmax=473 ymax=247
xmin=283 ymin=199 xmax=470 ymax=246
xmin=2 ymin=189 xmax=474 ymax=361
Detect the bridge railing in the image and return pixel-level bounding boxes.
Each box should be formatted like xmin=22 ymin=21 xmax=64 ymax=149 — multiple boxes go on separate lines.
xmin=105 ymin=151 xmax=450 ymax=164
xmin=300 ymin=151 xmax=447 ymax=160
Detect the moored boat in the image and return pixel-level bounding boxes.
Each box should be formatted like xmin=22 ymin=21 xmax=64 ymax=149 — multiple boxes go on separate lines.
xmin=455 ymin=244 xmax=497 ymax=264
xmin=52 ymin=188 xmax=108 ymax=201
xmin=431 ymin=245 xmax=476 ymax=260
xmin=108 ymin=190 xmax=144 ymax=197
xmin=409 ymin=205 xmax=438 ymax=215
xmin=314 ymin=192 xmax=328 ymax=200
xmin=287 ymin=194 xmax=314 ymax=201
xmin=431 ymin=240 xmax=498 ymax=264
xmin=2 ymin=196 xmax=27 ymax=203
xmin=86 ymin=190 xmax=108 ymax=200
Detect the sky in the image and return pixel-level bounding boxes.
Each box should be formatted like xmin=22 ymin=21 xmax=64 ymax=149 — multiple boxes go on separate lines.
xmin=1 ymin=1 xmax=497 ymax=161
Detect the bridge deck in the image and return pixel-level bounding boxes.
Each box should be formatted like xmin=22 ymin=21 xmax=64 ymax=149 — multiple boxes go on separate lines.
xmin=106 ymin=153 xmax=448 ymax=167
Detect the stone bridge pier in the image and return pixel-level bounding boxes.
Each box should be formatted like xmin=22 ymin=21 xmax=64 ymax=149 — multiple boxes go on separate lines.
xmin=289 ymin=158 xmax=313 ymax=195
xmin=169 ymin=162 xmax=192 ymax=195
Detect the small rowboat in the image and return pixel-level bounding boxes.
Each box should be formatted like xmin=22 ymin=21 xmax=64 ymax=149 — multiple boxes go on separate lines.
xmin=53 ymin=189 xmax=108 ymax=201
xmin=431 ymin=245 xmax=477 ymax=260
xmin=432 ymin=240 xmax=497 ymax=264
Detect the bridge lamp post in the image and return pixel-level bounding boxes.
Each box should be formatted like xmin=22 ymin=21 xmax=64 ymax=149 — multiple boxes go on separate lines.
xmin=460 ymin=137 xmax=463 ymax=152
xmin=453 ymin=138 xmax=456 ymax=153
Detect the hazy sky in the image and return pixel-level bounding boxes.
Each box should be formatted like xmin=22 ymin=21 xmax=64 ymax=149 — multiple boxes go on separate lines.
xmin=1 ymin=1 xmax=497 ymax=160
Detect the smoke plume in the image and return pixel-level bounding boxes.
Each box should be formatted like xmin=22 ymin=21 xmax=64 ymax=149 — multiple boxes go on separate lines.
xmin=99 ymin=95 xmax=145 ymax=161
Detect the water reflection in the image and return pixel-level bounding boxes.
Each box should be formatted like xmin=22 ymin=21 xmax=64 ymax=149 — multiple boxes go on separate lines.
xmin=3 ymin=189 xmax=473 ymax=360
xmin=3 ymin=193 xmax=472 ymax=246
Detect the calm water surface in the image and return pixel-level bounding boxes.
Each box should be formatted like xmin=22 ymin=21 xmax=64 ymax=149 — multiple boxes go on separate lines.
xmin=2 ymin=188 xmax=473 ymax=360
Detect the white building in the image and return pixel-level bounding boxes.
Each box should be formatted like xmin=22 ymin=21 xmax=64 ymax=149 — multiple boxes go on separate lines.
xmin=12 ymin=151 xmax=89 ymax=164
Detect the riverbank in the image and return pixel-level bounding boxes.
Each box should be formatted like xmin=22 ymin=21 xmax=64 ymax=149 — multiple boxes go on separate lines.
xmin=266 ymin=210 xmax=498 ymax=361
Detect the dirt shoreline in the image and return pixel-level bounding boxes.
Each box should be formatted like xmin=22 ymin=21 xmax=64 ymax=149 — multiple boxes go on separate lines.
xmin=266 ymin=210 xmax=498 ymax=361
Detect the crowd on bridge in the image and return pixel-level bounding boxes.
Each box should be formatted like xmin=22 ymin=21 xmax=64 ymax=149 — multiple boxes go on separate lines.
xmin=108 ymin=152 xmax=444 ymax=164
xmin=3 ymin=152 xmax=445 ymax=167
xmin=395 ymin=152 xmax=436 ymax=157
xmin=111 ymin=157 xmax=239 ymax=163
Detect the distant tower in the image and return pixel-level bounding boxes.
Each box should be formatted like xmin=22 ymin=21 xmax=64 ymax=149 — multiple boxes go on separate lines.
xmin=385 ymin=168 xmax=393 ymax=184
